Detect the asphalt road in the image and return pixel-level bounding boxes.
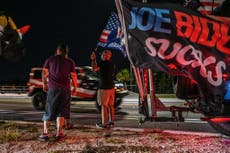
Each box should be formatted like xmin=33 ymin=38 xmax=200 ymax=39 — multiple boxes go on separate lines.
xmin=0 ymin=93 xmax=220 ymax=135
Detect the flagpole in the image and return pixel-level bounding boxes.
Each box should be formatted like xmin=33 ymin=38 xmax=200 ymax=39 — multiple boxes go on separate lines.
xmin=142 ymin=0 xmax=157 ymax=119
xmin=211 ymin=0 xmax=215 ymax=14
xmin=130 ymin=62 xmax=133 ymax=91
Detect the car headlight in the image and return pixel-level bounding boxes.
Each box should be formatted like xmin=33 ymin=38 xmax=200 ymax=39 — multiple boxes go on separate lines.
xmin=115 ymin=83 xmax=124 ymax=88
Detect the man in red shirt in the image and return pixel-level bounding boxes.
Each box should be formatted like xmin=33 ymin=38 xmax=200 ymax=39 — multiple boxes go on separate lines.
xmin=38 ymin=44 xmax=78 ymax=141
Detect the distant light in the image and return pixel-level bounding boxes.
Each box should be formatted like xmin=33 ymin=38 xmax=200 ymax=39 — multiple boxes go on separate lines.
xmin=210 ymin=117 xmax=230 ymax=123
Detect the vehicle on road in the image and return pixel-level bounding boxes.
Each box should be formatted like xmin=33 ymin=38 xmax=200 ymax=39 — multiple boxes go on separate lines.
xmin=27 ymin=66 xmax=128 ymax=111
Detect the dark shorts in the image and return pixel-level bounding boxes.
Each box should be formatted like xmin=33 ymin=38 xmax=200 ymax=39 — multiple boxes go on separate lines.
xmin=42 ymin=88 xmax=70 ymax=121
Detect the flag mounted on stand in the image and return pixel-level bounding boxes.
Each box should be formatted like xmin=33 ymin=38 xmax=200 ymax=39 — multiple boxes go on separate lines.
xmin=115 ymin=0 xmax=230 ymax=113
xmin=97 ymin=12 xmax=126 ymax=57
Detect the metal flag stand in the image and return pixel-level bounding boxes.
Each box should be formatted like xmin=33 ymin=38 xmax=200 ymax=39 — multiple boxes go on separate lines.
xmin=132 ymin=63 xmax=191 ymax=124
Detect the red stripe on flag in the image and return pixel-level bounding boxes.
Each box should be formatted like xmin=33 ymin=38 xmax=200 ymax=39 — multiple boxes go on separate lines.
xmin=116 ymin=28 xmax=122 ymax=38
xmin=201 ymin=2 xmax=220 ymax=7
xmin=199 ymin=10 xmax=211 ymax=15
xmin=99 ymin=30 xmax=110 ymax=43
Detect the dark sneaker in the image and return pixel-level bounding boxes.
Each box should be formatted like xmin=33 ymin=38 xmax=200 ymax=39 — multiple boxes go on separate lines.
xmin=55 ymin=133 xmax=66 ymax=141
xmin=103 ymin=132 xmax=112 ymax=137
xmin=38 ymin=133 xmax=49 ymax=141
xmin=96 ymin=122 xmax=107 ymax=129
xmin=107 ymin=122 xmax=114 ymax=128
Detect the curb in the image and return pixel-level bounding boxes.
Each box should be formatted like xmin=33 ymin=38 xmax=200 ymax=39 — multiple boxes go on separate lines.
xmin=112 ymin=127 xmax=223 ymax=137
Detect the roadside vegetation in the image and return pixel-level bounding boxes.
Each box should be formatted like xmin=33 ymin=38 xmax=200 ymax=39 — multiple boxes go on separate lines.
xmin=116 ymin=69 xmax=174 ymax=94
xmin=0 ymin=121 xmax=229 ymax=153
xmin=0 ymin=121 xmax=38 ymax=143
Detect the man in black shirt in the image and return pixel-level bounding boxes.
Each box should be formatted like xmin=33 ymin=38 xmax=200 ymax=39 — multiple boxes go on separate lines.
xmin=91 ymin=50 xmax=115 ymax=128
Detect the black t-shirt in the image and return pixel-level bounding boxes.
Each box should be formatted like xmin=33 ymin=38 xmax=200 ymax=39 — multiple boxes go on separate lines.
xmin=98 ymin=60 xmax=115 ymax=89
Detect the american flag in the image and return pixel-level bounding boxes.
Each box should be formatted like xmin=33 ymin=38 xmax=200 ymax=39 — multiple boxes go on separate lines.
xmin=198 ymin=0 xmax=224 ymax=15
xmin=97 ymin=12 xmax=126 ymax=56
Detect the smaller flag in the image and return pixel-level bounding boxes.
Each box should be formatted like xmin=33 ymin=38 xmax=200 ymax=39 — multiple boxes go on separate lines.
xmin=197 ymin=0 xmax=224 ymax=15
xmin=97 ymin=12 xmax=126 ymax=57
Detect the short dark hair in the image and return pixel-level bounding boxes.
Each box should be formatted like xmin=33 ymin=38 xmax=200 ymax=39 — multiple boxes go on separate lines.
xmin=57 ymin=43 xmax=69 ymax=55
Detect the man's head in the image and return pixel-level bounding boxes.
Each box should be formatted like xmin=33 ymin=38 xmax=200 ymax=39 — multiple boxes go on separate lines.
xmin=56 ymin=43 xmax=69 ymax=57
xmin=101 ymin=50 xmax=112 ymax=61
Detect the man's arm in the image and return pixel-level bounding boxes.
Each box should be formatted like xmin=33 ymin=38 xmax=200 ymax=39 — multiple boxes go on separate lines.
xmin=71 ymin=72 xmax=78 ymax=92
xmin=90 ymin=52 xmax=100 ymax=72
xmin=42 ymin=68 xmax=49 ymax=92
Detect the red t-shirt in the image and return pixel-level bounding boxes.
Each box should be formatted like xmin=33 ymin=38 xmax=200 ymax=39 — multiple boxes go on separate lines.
xmin=43 ymin=55 xmax=76 ymax=89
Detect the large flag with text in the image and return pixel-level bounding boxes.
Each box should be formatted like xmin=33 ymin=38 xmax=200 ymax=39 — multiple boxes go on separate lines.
xmin=116 ymin=0 xmax=230 ymax=104
xmin=97 ymin=12 xmax=126 ymax=57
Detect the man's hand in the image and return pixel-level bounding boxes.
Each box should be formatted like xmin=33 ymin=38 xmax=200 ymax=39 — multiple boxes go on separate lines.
xmin=71 ymin=72 xmax=78 ymax=95
xmin=90 ymin=52 xmax=96 ymax=60
xmin=91 ymin=51 xmax=100 ymax=72
xmin=42 ymin=68 xmax=49 ymax=92
xmin=43 ymin=84 xmax=48 ymax=92
xmin=73 ymin=86 xmax=77 ymax=93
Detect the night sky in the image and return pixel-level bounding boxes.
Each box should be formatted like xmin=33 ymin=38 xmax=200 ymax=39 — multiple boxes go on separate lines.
xmin=0 ymin=0 xmax=130 ymax=84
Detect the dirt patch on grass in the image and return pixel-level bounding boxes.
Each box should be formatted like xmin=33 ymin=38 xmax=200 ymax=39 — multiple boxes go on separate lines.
xmin=0 ymin=121 xmax=229 ymax=153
